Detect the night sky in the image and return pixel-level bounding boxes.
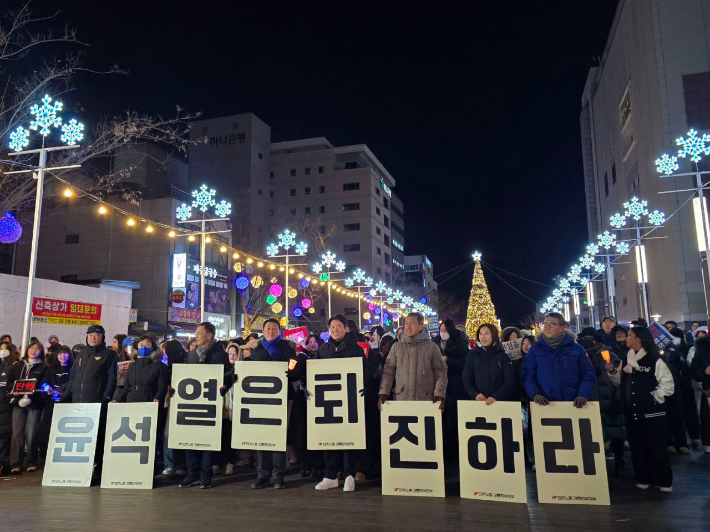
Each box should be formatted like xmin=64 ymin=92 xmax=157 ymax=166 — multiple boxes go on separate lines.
xmin=28 ymin=0 xmax=619 ymax=324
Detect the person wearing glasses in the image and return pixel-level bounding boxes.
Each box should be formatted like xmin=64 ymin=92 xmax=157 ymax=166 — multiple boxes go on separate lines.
xmin=521 ymin=313 xmax=595 ymax=408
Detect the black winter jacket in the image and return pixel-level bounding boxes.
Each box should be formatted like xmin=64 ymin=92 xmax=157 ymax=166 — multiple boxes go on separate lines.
xmin=587 ymin=345 xmax=625 ymax=443
xmin=690 ymin=336 xmax=710 ymax=391
xmin=187 ymin=342 xmax=232 ymax=388
xmin=8 ymin=361 xmax=54 ymax=410
xmin=63 ymin=343 xmax=118 ymax=403
xmin=248 ymin=338 xmax=305 ymax=400
xmin=114 ymin=351 xmax=169 ymax=403
xmin=0 ymin=361 xmax=18 ymax=437
xmin=433 ymin=333 xmax=469 ymax=401
xmin=462 ymin=345 xmax=515 ymax=400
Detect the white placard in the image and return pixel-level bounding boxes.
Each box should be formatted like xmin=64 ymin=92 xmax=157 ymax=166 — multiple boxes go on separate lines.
xmin=457 ymin=400 xmax=527 ymax=503
xmin=531 ymin=402 xmax=610 ymax=505
xmin=101 ymin=402 xmax=159 ymax=489
xmin=42 ymin=403 xmax=101 ymax=487
xmin=380 ymin=400 xmax=444 ymax=497
xmin=232 ymin=361 xmax=288 ymax=451
xmin=306 ymin=358 xmax=366 ymax=450
xmin=168 ymin=364 xmax=223 ymax=451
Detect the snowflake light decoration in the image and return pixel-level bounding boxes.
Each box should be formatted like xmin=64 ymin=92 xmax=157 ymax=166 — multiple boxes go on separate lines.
xmin=570 ymin=264 xmax=583 ymax=277
xmin=266 ymin=244 xmax=279 ymax=257
xmin=385 ymin=287 xmax=393 ymax=296
xmin=278 ymin=229 xmax=296 ymax=250
xmin=352 ymin=268 xmax=366 ymax=283
xmin=311 ymin=262 xmax=323 ymax=274
xmin=676 ymin=129 xmax=710 ymax=163
xmin=597 ymin=231 xmax=617 ymax=250
xmin=192 ymin=185 xmax=216 ymax=212
xmin=345 ymin=278 xmax=354 ymax=288
xmin=623 ymin=197 xmax=648 ymax=221
xmin=387 ymin=297 xmax=394 ymax=304
xmin=552 ymin=289 xmax=562 ymax=298
xmin=321 ymin=251 xmax=337 ymax=268
xmin=393 ymin=289 xmax=402 ymax=300
xmin=559 ymin=278 xmax=570 ymax=290
xmin=294 ymin=241 xmax=308 ymax=255
xmin=214 ymin=200 xmax=232 ymax=218
xmin=29 ymin=95 xmax=63 ymax=136
xmin=579 ymin=278 xmax=588 ymax=287
xmin=655 ymin=153 xmax=679 ymax=175
xmin=648 ymin=210 xmax=666 ymax=226
xmin=615 ymin=241 xmax=630 ymax=255
xmin=9 ymin=126 xmax=30 ymax=152
xmin=175 ymin=203 xmax=192 ymax=222
xmin=609 ymin=213 xmax=627 ymax=229
xmin=335 ymin=260 xmax=347 ymax=272
xmin=364 ymin=276 xmax=373 ymax=287
xmin=472 ymin=251 xmax=482 ymax=261
xmin=376 ymin=281 xmax=387 ymax=292
xmin=60 ymin=118 xmax=84 ymax=145
xmin=579 ymin=255 xmax=595 ymax=269
xmin=586 ymin=243 xmax=600 ymax=256
xmin=594 ymin=263 xmax=606 ymax=274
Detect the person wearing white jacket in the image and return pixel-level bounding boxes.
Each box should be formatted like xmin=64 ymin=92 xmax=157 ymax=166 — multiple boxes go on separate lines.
xmin=611 ymin=326 xmax=674 ymax=492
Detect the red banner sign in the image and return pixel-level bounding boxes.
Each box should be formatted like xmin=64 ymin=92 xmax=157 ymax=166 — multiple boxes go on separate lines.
xmin=32 ymin=297 xmax=102 ymax=326
xmin=284 ymin=326 xmax=309 ymax=345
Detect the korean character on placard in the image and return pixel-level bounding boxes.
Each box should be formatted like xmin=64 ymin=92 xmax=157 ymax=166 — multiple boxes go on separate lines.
xmin=70 ymin=303 xmax=76 ymax=313
xmin=314 ymin=372 xmax=358 ymax=425
xmin=240 ymin=375 xmax=283 ymax=426
xmin=110 ymin=416 xmax=151 ymax=464
xmin=388 ymin=415 xmax=438 ymax=470
xmin=540 ymin=418 xmax=601 ymax=475
xmin=52 ymin=301 xmax=60 ymax=312
xmin=176 ymin=377 xmax=218 ymax=426
xmin=53 ymin=416 xmax=94 ymax=463
xmin=465 ymin=416 xmax=520 ymax=474
xmin=60 ymin=302 xmax=68 ymax=312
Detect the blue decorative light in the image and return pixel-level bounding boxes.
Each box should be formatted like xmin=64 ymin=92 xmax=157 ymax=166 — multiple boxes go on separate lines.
xmin=29 ymin=95 xmax=63 ymax=136
xmin=648 ymin=210 xmax=666 ymax=226
xmin=655 ymin=153 xmax=679 ymax=175
xmin=420 ymin=296 xmax=428 ymax=304
xmin=366 ymin=294 xmax=373 ymax=301
xmin=609 ymin=213 xmax=626 ymax=229
xmin=234 ymin=275 xmax=250 ymax=291
xmin=623 ymin=197 xmax=648 ymax=221
xmin=60 ymin=118 xmax=84 ymax=145
xmin=0 ymin=212 xmax=22 ymax=244
xmin=299 ymin=278 xmax=310 ymax=289
xmin=293 ymin=307 xmax=303 ymax=317
xmin=9 ymin=126 xmax=30 ymax=152
xmin=192 ymin=184 xmax=216 ymax=212
xmin=676 ymin=129 xmax=710 ymax=163
xmin=214 ymin=200 xmax=232 ymax=218
xmin=176 ymin=203 xmax=192 ymax=222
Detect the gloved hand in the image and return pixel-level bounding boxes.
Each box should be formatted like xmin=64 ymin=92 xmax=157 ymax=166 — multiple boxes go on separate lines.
xmin=573 ymin=396 xmax=588 ymax=408
xmin=168 ymin=386 xmax=175 ymax=397
xmin=219 ymin=386 xmax=227 ymax=397
xmin=434 ymin=396 xmax=445 ymax=412
xmin=18 ymin=395 xmax=31 ymax=408
xmin=533 ymin=394 xmax=549 ymax=406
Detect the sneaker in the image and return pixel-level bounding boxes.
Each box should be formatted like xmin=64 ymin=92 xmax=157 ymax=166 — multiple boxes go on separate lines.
xmin=354 ymin=472 xmax=366 ymax=481
xmin=315 ymin=478 xmax=339 ymax=490
xmin=273 ymin=478 xmax=286 ymax=489
xmin=236 ymin=458 xmax=251 ymax=467
xmin=667 ymin=446 xmax=677 ymax=455
xmin=26 ymin=466 xmax=36 ymax=473
xmin=199 ymin=477 xmax=212 ymax=489
xmin=175 ymin=469 xmax=187 ymax=476
xmin=705 ymin=446 xmax=710 ymax=454
xmin=678 ymin=447 xmax=690 ymax=456
xmin=251 ymin=477 xmax=270 ymax=489
xmin=658 ymin=485 xmax=673 ymax=493
xmin=10 ymin=468 xmax=20 ymax=475
xmin=212 ymin=465 xmax=219 ymax=476
xmin=605 ymin=450 xmax=614 ymax=460
xmin=179 ymin=475 xmax=200 ymax=488
xmin=162 ymin=468 xmax=174 ymax=475
xmin=343 ymin=475 xmax=355 ymax=492
xmin=635 ymin=483 xmax=650 ymax=490
xmin=225 ymin=463 xmax=235 ymax=475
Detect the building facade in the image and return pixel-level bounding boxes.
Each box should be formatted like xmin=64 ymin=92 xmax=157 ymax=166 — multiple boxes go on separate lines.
xmin=405 ymin=254 xmax=438 ymax=332
xmin=580 ymin=0 xmax=710 ymax=326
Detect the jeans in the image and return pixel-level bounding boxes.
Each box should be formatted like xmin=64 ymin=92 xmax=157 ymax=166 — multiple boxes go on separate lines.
xmin=186 ymin=450 xmax=212 ymax=479
xmin=10 ymin=407 xmax=43 ymax=468
xmin=256 ymin=450 xmax=286 ymax=481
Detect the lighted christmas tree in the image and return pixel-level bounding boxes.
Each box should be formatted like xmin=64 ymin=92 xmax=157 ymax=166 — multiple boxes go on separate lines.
xmin=465 ymin=252 xmax=499 ymax=338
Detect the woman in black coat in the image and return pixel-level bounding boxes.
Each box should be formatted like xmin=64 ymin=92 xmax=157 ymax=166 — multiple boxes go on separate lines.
xmin=0 ymin=341 xmax=20 ymax=476
xmin=112 ymin=334 xmax=168 ymax=404
xmin=463 ymin=324 xmax=515 ymax=403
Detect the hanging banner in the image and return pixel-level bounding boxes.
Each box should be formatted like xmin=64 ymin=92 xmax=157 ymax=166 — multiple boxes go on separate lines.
xmin=380 ymin=400 xmax=444 ymax=498
xmin=42 ymin=403 xmax=101 ymax=487
xmin=232 ymin=361 xmax=288 ymax=451
xmin=101 ymin=402 xmax=158 ymax=489
xmin=168 ymin=364 xmax=223 ymax=451
xmin=306 ymin=357 xmax=366 ymax=450
xmin=32 ymin=297 xmax=102 ymax=326
xmin=457 ymin=400 xmax=527 ymax=503
xmin=531 ymin=402 xmax=610 ymax=505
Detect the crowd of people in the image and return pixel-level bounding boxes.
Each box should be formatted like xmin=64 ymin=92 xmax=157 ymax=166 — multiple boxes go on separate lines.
xmin=0 ymin=310 xmax=708 ymax=494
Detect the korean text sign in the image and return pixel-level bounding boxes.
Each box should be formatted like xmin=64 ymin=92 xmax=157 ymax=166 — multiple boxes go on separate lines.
xmin=306 ymin=358 xmax=366 ymax=450
xmin=42 ymin=403 xmax=101 ymax=487
xmin=232 ymin=361 xmax=288 ymax=451
xmin=101 ymin=402 xmax=159 ymax=489
xmin=380 ymin=400 xmax=444 ymax=497
xmin=457 ymin=400 xmax=527 ymax=503
xmin=531 ymin=402 xmax=610 ymax=505
xmin=168 ymin=365 xmax=223 ymax=451
xmin=32 ymin=297 xmax=102 ymax=326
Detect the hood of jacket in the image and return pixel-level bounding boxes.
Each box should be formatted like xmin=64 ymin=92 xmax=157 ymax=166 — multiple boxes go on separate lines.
xmin=694 ymin=335 xmax=710 ymax=359
xmin=402 ymin=329 xmax=431 ymax=345
xmin=501 ymin=327 xmax=523 ymax=342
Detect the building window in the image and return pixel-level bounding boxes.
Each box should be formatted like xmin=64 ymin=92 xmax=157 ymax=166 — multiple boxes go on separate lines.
xmin=305 ymin=207 xmax=311 ymax=214
xmin=344 ymin=223 xmax=360 ymax=231
xmin=319 ymin=185 xmax=325 ymax=194
xmin=290 ymin=169 xmax=296 ymax=177
xmin=385 ymin=253 xmax=390 ymax=264
xmin=65 ymin=234 xmax=79 ymax=245
xmin=384 ymin=234 xmax=390 ymax=246
xmin=60 ymin=274 xmax=77 ymax=282
xmin=376 ymin=207 xmax=381 ymax=216
xmin=258 ymin=152 xmax=263 ymax=160
xmin=291 ymin=189 xmax=296 ymax=197
xmin=291 ymin=208 xmax=296 ymax=215
xmin=623 ymin=296 xmax=628 ymax=306
xmin=343 ymin=203 xmax=360 ymax=211
xmin=384 ymin=215 xmax=389 ymax=228
xmin=258 ymin=188 xmax=263 ymax=196
xmin=270 ymin=190 xmax=274 ymax=199
xmin=376 ymin=227 xmax=381 ymax=236
xmin=619 ymin=90 xmax=631 ymax=128
xmin=383 ymin=197 xmax=389 ymax=210
xmin=344 ymin=243 xmax=361 ymax=252
xmin=345 ymin=161 xmax=358 ymax=169
xmin=319 ymin=166 xmax=325 ymax=174
xmin=305 ymin=187 xmax=310 ymax=195
xmin=320 ymin=206 xmax=325 ymax=214
xmin=376 ymin=187 xmax=380 ymax=196
xmin=611 ymin=163 xmax=617 ymax=185
xmin=270 ymin=171 xmax=274 ymax=179
xmin=343 ymin=182 xmax=360 ymax=191
xmin=269 ymin=209 xmax=274 ymax=216
xmin=604 ymin=173 xmax=609 ymax=197
xmin=377 ymin=247 xmax=381 ymax=255
xmin=305 ymin=167 xmax=311 ymax=176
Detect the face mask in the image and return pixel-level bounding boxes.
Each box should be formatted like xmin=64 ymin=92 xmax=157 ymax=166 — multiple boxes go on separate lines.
xmin=672 ymin=337 xmax=681 ymax=346
xmin=138 ymin=346 xmax=152 ymax=358
xmin=440 ymin=333 xmax=450 ymax=341
xmin=0 ymin=349 xmax=9 ymax=359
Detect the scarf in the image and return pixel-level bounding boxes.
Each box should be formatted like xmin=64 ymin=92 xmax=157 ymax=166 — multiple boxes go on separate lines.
xmin=196 ymin=342 xmax=213 ymax=363
xmin=262 ymin=336 xmax=283 ymax=358
xmin=623 ymin=348 xmax=646 ymax=373
xmin=544 ymin=332 xmax=566 ymax=350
